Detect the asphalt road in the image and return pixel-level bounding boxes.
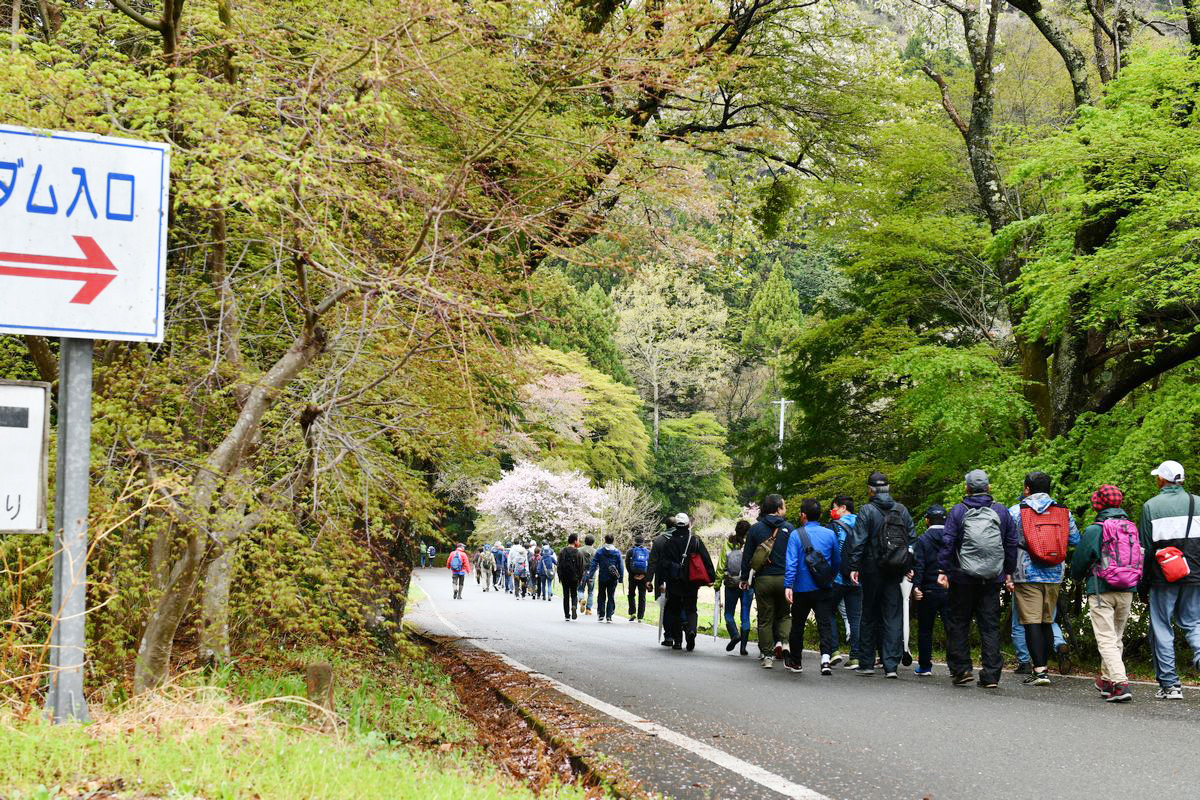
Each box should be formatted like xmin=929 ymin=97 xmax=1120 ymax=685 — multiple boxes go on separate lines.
xmin=410 ymin=570 xmax=1200 ymax=800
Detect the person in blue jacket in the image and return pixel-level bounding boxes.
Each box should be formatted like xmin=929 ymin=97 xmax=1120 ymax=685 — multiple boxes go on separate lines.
xmin=784 ymin=498 xmax=841 ymax=675
xmin=586 ymin=534 xmax=624 ymax=623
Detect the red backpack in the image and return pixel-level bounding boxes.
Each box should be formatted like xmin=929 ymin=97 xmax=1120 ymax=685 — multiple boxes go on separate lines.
xmin=1021 ymin=504 xmax=1071 ymax=566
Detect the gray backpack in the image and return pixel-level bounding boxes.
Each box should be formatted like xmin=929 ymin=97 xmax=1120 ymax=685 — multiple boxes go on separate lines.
xmin=958 ymin=505 xmax=1004 ymax=580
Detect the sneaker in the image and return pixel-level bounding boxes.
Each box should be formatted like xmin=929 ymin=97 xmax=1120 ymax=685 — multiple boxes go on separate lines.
xmin=781 ymin=647 xmax=792 ymax=661
xmin=1094 ymin=677 xmax=1113 ymax=698
xmin=784 ymin=660 xmax=803 ymax=673
xmin=820 ymin=661 xmax=832 ymax=676
xmin=686 ymin=633 xmax=696 ymax=652
xmin=726 ymin=638 xmax=738 ymax=653
xmin=885 ymin=671 xmax=898 ymax=679
xmin=1107 ymin=683 xmax=1132 ymax=703
xmin=671 ymin=642 xmax=682 ymax=650
xmin=762 ymin=656 xmax=775 ymax=669
xmin=1014 ymin=661 xmax=1032 ymax=675
xmin=980 ymin=680 xmax=999 ymax=689
xmin=843 ymin=659 xmax=860 ymax=670
xmin=630 ymin=615 xmax=636 ymax=622
xmin=660 ymin=638 xmax=675 ymax=648
xmin=1023 ymin=671 xmax=1051 ymax=687
xmin=774 ymin=642 xmax=785 ymax=659
xmin=854 ymin=666 xmax=875 ymax=676
xmin=1156 ymin=684 xmax=1183 ymax=700
xmin=952 ymin=672 xmax=975 ymax=686
xmin=1056 ymin=643 xmax=1072 ymax=675
xmin=914 ymin=667 xmax=932 ymax=676
xmin=829 ymin=652 xmax=845 ymax=667
xmin=606 ymin=617 xmax=613 ymax=624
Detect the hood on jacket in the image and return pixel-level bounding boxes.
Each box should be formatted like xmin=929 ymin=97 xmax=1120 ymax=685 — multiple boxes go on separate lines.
xmin=871 ymin=492 xmax=896 ymax=510
xmin=963 ymin=493 xmax=997 ymax=509
xmin=1022 ymin=492 xmax=1055 ymax=513
xmin=760 ymin=514 xmax=787 ymax=527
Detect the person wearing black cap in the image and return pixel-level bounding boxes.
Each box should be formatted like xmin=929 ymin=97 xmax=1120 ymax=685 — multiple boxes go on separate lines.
xmin=660 ymin=513 xmax=715 ymax=651
xmin=846 ymin=471 xmax=915 ymax=677
xmin=911 ymin=504 xmax=950 ymax=675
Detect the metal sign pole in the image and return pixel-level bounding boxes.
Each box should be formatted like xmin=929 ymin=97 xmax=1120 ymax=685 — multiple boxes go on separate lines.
xmin=47 ymin=337 xmax=92 ymax=723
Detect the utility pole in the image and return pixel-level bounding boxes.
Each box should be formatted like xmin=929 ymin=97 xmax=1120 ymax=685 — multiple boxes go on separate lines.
xmin=774 ymin=398 xmax=791 ymax=476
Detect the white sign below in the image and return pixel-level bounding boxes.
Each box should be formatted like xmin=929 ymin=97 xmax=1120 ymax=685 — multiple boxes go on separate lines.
xmin=0 ymin=125 xmax=170 ymax=342
xmin=0 ymin=381 xmax=50 ymax=533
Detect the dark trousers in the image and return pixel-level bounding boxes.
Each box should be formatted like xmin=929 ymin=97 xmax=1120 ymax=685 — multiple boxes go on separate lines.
xmin=597 ymin=579 xmax=618 ymax=620
xmin=789 ymin=588 xmax=836 ymax=665
xmin=858 ymin=572 xmax=904 ymax=672
xmin=628 ymin=578 xmax=647 ymax=619
xmin=562 ymin=586 xmax=578 ymax=619
xmin=946 ymin=581 xmax=1002 ymax=683
xmin=665 ymin=583 xmax=699 ymax=642
xmin=1025 ymin=622 xmax=1054 ymax=669
xmin=915 ymin=587 xmax=950 ymax=670
xmin=452 ymin=574 xmax=464 ymax=598
xmin=832 ymin=583 xmax=862 ymax=656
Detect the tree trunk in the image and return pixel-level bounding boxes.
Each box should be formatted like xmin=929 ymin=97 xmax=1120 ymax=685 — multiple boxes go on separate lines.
xmin=1185 ymin=0 xmax=1200 ymax=49
xmin=198 ymin=535 xmax=236 ymax=665
xmin=1007 ymin=0 xmax=1095 ymax=108
xmin=652 ymin=380 xmax=660 ymax=452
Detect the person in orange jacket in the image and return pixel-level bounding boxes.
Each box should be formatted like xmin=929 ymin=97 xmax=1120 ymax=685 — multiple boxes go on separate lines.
xmin=447 ymin=543 xmax=472 ymax=599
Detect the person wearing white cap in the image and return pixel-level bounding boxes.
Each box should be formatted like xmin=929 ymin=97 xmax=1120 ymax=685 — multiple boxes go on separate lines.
xmin=1139 ymin=460 xmax=1200 ymax=699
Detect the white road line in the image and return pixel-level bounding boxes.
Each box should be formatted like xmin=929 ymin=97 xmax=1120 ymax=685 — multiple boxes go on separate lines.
xmin=413 ymin=577 xmax=830 ymax=800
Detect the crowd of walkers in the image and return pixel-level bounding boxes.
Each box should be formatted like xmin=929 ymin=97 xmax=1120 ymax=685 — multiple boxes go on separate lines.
xmin=443 ymin=459 xmax=1200 ymax=702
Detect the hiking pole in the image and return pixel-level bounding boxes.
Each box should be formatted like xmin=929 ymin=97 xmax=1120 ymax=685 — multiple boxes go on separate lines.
xmin=656 ymin=592 xmax=666 ymax=643
xmin=713 ymin=587 xmax=721 ymax=642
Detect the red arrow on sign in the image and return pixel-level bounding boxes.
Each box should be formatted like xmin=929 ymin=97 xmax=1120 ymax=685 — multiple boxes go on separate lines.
xmin=0 ymin=236 xmax=117 ymax=304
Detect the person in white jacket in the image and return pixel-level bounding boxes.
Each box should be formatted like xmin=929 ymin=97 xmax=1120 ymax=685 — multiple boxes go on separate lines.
xmin=508 ymin=542 xmax=530 ymax=599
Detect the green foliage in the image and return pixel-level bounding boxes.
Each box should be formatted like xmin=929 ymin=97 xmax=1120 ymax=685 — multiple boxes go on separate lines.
xmin=523 ymin=273 xmax=630 ymax=383
xmin=650 ymin=413 xmax=737 ymax=515
xmin=741 ymin=260 xmax=802 ymax=362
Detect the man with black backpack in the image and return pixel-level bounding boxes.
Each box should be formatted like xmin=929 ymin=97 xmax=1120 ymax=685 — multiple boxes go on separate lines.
xmin=783 ymin=499 xmax=841 ymax=675
xmin=660 ymin=513 xmax=715 ymax=652
xmin=626 ymin=535 xmax=651 ymax=622
xmin=1009 ymin=471 xmax=1080 ymax=687
xmin=847 ymin=471 xmax=915 ymax=678
xmin=558 ymin=534 xmax=587 ymax=621
xmin=936 ymin=470 xmax=1017 ymax=688
xmin=740 ymin=494 xmax=794 ymax=668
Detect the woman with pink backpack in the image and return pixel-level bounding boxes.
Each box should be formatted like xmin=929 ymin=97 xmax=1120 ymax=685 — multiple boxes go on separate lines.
xmin=1070 ymin=485 xmax=1142 ymax=703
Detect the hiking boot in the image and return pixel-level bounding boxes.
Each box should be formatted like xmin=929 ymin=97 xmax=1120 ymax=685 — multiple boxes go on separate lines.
xmin=1056 ymin=643 xmax=1072 ymax=675
xmin=914 ymin=667 xmax=933 ymax=677
xmin=774 ymin=642 xmax=785 ymax=659
xmin=843 ymin=659 xmax=860 ymax=670
xmin=630 ymin=615 xmax=637 ymax=622
xmin=739 ymin=635 xmax=749 ymax=656
xmin=1107 ymin=683 xmax=1132 ymax=703
xmin=1014 ymin=661 xmax=1032 ymax=675
xmin=686 ymin=633 xmax=696 ymax=652
xmin=671 ymin=642 xmax=682 ymax=650
xmin=829 ymin=652 xmax=845 ymax=667
xmin=762 ymin=656 xmax=775 ymax=669
xmin=726 ymin=638 xmax=738 ymax=653
xmin=854 ymin=666 xmax=875 ymax=676
xmin=1155 ymin=684 xmax=1183 ymax=700
xmin=661 ymin=638 xmax=675 ymax=648
xmin=952 ymin=672 xmax=975 ymax=686
xmin=1023 ymin=671 xmax=1051 ymax=686
xmin=784 ymin=660 xmax=803 ymax=673
xmin=885 ymin=671 xmax=898 ymax=679
xmin=572 ymin=610 xmax=578 ymax=620
xmin=1094 ymin=677 xmax=1113 ymax=698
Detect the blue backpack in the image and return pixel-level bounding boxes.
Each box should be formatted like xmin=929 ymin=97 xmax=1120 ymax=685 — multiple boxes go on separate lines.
xmin=450 ymin=552 xmax=463 ymax=571
xmin=630 ymin=545 xmax=650 ymax=573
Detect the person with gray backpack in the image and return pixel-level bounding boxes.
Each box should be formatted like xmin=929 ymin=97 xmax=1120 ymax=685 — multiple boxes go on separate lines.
xmin=937 ymin=469 xmax=1017 ymax=688
xmin=717 ymin=520 xmax=753 ymax=655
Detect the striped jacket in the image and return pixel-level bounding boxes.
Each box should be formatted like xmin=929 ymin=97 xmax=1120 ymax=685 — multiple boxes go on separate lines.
xmin=1138 ymin=484 xmax=1200 ymax=587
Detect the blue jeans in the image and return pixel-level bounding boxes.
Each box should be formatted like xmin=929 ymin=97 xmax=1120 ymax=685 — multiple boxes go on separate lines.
xmin=545 ymin=575 xmax=554 ymax=599
xmin=579 ymin=579 xmax=595 ymax=611
xmin=1011 ymin=603 xmax=1065 ymax=663
xmin=723 ymin=586 xmax=753 ymax=639
xmin=1148 ymin=584 xmax=1200 ymax=688
xmin=832 ymin=583 xmax=862 ymax=657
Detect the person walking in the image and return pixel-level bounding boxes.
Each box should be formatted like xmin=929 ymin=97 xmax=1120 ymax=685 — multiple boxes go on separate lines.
xmin=578 ymin=534 xmax=598 ymax=615
xmin=828 ymin=496 xmax=860 ymax=669
xmin=1139 ymin=460 xmax=1200 ymax=700
xmin=626 ymin=535 xmax=651 ymax=622
xmin=911 ymin=504 xmax=950 ymax=676
xmin=646 ymin=521 xmax=674 ymax=641
xmin=492 ymin=542 xmax=507 ymax=591
xmin=660 ymin=513 xmax=715 ymax=651
xmin=419 ymin=540 xmax=428 ymax=569
xmin=558 ymin=533 xmax=586 ymax=621
xmin=586 ymin=534 xmax=624 ymax=623
xmin=477 ymin=545 xmax=496 ymax=592
xmin=847 ymin=471 xmax=916 ymax=678
xmin=740 ymin=495 xmax=794 ymax=668
xmin=783 ymin=499 xmax=841 ymax=675
xmin=446 ymin=543 xmax=472 ymax=599
xmin=937 ymin=470 xmax=1017 ymax=688
xmin=508 ymin=540 xmax=530 ymax=599
xmin=539 ymin=544 xmax=557 ymax=601
xmin=717 ymin=520 xmax=753 ymax=655
xmin=1071 ymin=484 xmax=1139 ymax=702
xmin=1010 ymin=471 xmax=1080 ymax=687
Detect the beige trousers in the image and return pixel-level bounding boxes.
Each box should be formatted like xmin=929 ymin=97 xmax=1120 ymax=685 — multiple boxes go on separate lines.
xmin=1088 ymin=592 xmax=1133 ymax=684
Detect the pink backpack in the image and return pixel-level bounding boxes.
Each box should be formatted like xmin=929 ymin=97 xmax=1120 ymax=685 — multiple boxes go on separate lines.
xmin=1094 ymin=518 xmax=1143 ymax=589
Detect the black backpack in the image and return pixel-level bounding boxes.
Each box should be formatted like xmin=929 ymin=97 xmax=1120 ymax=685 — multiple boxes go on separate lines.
xmin=798 ymin=525 xmax=836 ymax=588
xmin=876 ymin=507 xmax=913 ymax=576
